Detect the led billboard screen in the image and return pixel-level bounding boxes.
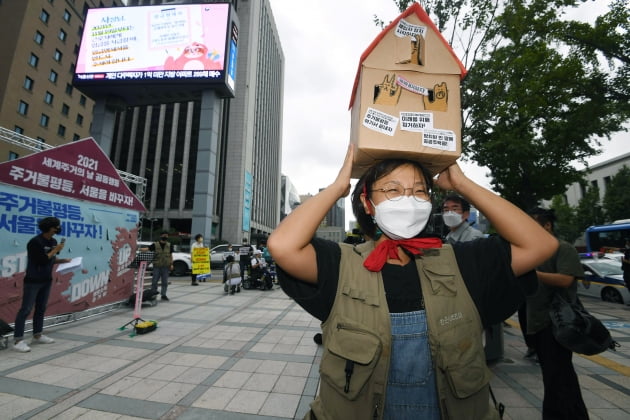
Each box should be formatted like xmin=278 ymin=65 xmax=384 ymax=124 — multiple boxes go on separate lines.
xmin=73 ymin=3 xmax=238 ymax=103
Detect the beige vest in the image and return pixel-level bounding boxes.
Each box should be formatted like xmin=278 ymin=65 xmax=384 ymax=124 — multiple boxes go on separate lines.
xmin=306 ymin=242 xmax=498 ymax=420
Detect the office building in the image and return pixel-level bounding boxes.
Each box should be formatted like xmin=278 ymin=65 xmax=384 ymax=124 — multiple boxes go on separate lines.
xmin=0 ymin=0 xmax=124 ymax=159
xmin=0 ymin=0 xmax=285 ymax=247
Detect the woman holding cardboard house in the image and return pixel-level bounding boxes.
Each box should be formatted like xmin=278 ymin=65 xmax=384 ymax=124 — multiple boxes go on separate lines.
xmin=268 ymin=145 xmax=558 ymax=419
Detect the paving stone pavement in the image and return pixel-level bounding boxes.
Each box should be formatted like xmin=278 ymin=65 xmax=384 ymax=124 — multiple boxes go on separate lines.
xmin=1 ymin=275 xmax=629 ymax=419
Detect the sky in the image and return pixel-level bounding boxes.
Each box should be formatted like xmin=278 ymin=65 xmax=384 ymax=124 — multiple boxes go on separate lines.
xmin=267 ymin=0 xmax=628 ymax=227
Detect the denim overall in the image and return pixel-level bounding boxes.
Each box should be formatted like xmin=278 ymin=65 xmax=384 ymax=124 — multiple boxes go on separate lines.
xmin=383 ymin=310 xmax=440 ymax=420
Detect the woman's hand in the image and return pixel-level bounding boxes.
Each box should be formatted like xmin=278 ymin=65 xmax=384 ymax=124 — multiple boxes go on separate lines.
xmin=331 ymin=144 xmax=354 ymax=198
xmin=435 ymin=163 xmax=469 ymax=192
xmin=268 ymin=143 xmax=355 ymax=284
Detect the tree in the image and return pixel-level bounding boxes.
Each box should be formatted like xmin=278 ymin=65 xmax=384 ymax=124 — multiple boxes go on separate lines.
xmin=575 ymin=185 xmax=605 ymax=232
xmin=382 ymin=0 xmax=629 ymax=209
xmin=603 ymin=165 xmax=630 ymax=222
xmin=550 ymin=195 xmax=580 ymax=243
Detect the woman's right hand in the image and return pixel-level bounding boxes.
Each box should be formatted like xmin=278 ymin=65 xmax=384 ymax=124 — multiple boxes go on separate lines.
xmin=331 ymin=144 xmax=354 ymax=198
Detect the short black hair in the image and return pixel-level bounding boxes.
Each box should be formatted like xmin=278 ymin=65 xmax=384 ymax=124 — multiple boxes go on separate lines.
xmin=226 ymin=255 xmax=235 ymax=263
xmin=194 ymin=234 xmax=203 ymax=241
xmin=161 ymin=230 xmax=169 ymax=235
xmin=529 ymin=207 xmax=556 ymax=230
xmin=38 ymin=217 xmax=60 ymax=233
xmin=442 ymin=194 xmax=471 ymax=213
xmin=351 ymin=159 xmax=433 ymax=239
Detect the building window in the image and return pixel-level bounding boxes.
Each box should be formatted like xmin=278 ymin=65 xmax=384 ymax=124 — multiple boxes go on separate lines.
xmin=58 ymin=29 xmax=67 ymax=42
xmin=29 ymin=53 xmax=39 ymax=67
xmin=54 ymin=49 xmax=63 ymax=62
xmin=65 ymin=83 xmax=73 ymax=95
xmin=63 ymin=10 xmax=71 ymax=23
xmin=40 ymin=10 xmax=50 ymax=23
xmin=49 ymin=70 xmax=58 ymax=83
xmin=37 ymin=137 xmax=46 ymax=147
xmin=591 ymin=180 xmax=599 ymax=190
xmin=44 ymin=91 xmax=54 ymax=105
xmin=57 ymin=125 xmax=66 ymax=136
xmin=604 ymin=176 xmax=611 ymax=187
xmin=79 ymin=95 xmax=86 ymax=106
xmin=9 ymin=151 xmax=19 ymax=161
xmin=40 ymin=114 xmax=50 ymax=127
xmin=61 ymin=103 xmax=70 ymax=115
xmin=69 ymin=63 xmax=75 ymax=74
xmin=24 ymin=76 xmax=34 ymax=91
xmin=18 ymin=101 xmax=29 ymax=115
xmin=77 ymin=26 xmax=83 ymax=36
xmin=73 ymin=134 xmax=80 ymax=142
xmin=34 ymin=31 xmax=45 ymax=45
xmin=14 ymin=126 xmax=24 ymax=134
xmin=76 ymin=114 xmax=84 ymax=125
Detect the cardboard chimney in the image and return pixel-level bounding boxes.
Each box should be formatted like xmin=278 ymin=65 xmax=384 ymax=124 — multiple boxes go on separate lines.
xmin=349 ymin=3 xmax=467 ymax=177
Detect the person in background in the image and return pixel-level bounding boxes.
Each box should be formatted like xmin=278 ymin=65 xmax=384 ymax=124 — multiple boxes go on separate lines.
xmin=268 ymin=145 xmax=557 ymax=419
xmin=190 ymin=234 xmax=205 ymax=285
xmin=442 ymin=194 xmax=484 ymax=244
xmin=13 ymin=217 xmax=72 ymax=353
xmin=526 ymin=207 xmax=589 ymax=420
xmin=142 ymin=231 xmax=173 ymax=301
xmin=223 ymin=244 xmax=236 ymax=263
xmin=238 ymin=238 xmax=253 ymax=283
xmin=622 ymin=238 xmax=630 ymax=294
xmin=223 ymin=255 xmax=242 ymax=294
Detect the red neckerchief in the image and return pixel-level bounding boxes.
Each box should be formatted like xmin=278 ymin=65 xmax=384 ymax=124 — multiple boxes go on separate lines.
xmin=363 ymin=238 xmax=443 ymax=272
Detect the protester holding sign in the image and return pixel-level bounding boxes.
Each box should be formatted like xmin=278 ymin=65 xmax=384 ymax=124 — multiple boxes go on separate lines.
xmin=190 ymin=234 xmax=206 ymax=285
xmin=13 ymin=217 xmax=72 ymax=353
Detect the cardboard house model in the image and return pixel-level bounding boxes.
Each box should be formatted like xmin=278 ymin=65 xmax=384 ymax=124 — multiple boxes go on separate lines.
xmin=349 ymin=3 xmax=467 ymax=177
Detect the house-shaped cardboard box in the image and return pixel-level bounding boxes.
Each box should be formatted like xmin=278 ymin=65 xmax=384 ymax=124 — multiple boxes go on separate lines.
xmin=349 ymin=3 xmax=467 ymax=177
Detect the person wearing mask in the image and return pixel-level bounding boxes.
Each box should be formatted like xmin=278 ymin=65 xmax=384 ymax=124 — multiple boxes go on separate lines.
xmin=238 ymin=238 xmax=253 ymax=283
xmin=223 ymin=244 xmax=236 ymax=263
xmin=442 ymin=194 xmax=484 ymax=244
xmin=142 ymin=231 xmax=173 ymax=301
xmin=526 ymin=208 xmax=589 ymax=420
xmin=13 ymin=217 xmax=72 ymax=352
xmin=190 ymin=234 xmax=205 ymax=285
xmin=268 ymin=145 xmax=557 ymax=419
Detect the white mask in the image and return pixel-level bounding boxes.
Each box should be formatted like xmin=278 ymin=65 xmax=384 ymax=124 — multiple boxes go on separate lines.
xmin=372 ymin=196 xmax=432 ymax=240
xmin=442 ymin=211 xmax=464 ymax=227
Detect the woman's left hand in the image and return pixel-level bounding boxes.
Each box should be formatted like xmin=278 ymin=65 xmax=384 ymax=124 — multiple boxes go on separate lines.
xmin=435 ymin=163 xmax=468 ymax=192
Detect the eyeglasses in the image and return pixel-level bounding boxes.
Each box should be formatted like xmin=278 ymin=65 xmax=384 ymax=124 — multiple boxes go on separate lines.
xmin=371 ymin=182 xmax=430 ymax=201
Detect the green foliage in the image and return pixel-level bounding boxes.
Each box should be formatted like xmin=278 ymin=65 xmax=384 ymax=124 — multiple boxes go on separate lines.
xmin=382 ymin=0 xmax=629 ymax=210
xmin=603 ymin=165 xmax=630 ymax=222
xmin=575 ymin=184 xmax=605 ymax=231
xmin=550 ymin=195 xmax=580 ymax=243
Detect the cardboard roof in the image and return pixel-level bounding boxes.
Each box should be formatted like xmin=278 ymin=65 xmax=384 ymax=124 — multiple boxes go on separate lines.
xmin=349 ymin=3 xmax=467 ymax=110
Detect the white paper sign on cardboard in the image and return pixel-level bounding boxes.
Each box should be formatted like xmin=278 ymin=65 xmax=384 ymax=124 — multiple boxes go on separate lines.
xmin=400 ymin=112 xmax=433 ymax=132
xmin=363 ymin=107 xmax=399 ymax=136
xmin=396 ymin=75 xmax=430 ymax=96
xmin=395 ymin=19 xmax=427 ymax=38
xmin=422 ymin=128 xmax=457 ymax=151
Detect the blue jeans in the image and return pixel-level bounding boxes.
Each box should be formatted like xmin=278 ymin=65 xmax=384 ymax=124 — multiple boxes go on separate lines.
xmin=384 ymin=310 xmax=440 ymax=420
xmin=151 ymin=266 xmax=170 ymax=297
xmin=14 ymin=281 xmax=52 ymax=339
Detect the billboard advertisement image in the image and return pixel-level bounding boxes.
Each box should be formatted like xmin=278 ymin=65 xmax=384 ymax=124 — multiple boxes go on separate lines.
xmin=73 ymin=3 xmax=239 ymax=102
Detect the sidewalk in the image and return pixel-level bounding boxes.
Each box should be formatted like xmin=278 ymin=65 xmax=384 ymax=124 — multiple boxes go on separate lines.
xmin=1 ymin=276 xmax=629 ymax=419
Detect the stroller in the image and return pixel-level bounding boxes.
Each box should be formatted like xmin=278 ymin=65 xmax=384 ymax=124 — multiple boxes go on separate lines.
xmin=223 ymin=257 xmax=242 ymax=295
